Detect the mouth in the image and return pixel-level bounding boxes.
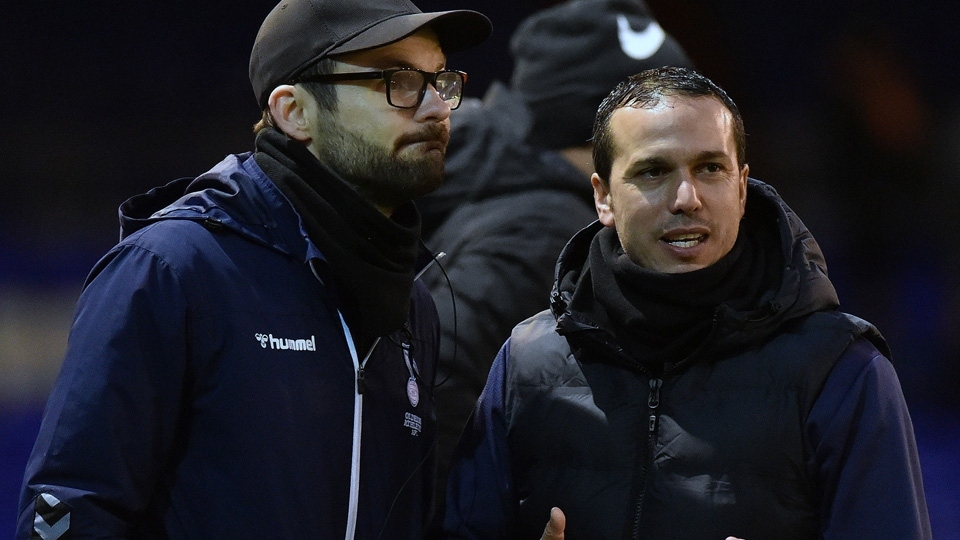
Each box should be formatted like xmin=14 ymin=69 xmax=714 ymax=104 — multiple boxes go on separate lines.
xmin=409 ymin=139 xmax=447 ymax=153
xmin=396 ymin=125 xmax=449 ymax=153
xmin=662 ymin=232 xmax=707 ymax=248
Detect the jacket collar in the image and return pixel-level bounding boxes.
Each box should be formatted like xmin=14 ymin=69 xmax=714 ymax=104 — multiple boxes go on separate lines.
xmin=552 ymin=178 xmax=840 ymax=347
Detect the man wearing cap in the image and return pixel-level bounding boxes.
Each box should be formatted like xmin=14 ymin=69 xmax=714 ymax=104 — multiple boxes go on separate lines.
xmin=416 ymin=0 xmax=694 ymax=507
xmin=16 ymin=1 xmax=489 ymax=538
xmin=439 ymin=67 xmax=931 ymax=539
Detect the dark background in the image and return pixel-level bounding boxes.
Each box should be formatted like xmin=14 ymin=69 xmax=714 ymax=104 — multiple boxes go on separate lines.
xmin=2 ymin=1 xmax=959 ymax=537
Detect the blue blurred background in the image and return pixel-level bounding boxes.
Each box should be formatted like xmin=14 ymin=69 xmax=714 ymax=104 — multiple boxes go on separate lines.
xmin=2 ymin=1 xmax=958 ymax=538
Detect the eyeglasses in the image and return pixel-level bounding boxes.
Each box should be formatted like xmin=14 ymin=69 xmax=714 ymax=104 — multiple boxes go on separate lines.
xmin=293 ymin=68 xmax=468 ymax=110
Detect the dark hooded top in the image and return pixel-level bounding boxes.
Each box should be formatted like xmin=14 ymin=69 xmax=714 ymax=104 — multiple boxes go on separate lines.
xmin=417 ymin=83 xmax=598 ymax=496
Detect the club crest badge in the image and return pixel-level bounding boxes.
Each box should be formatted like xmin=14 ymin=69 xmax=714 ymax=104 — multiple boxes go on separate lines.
xmin=402 ymin=342 xmax=420 ymax=408
xmin=407 ymin=376 xmax=419 ymax=407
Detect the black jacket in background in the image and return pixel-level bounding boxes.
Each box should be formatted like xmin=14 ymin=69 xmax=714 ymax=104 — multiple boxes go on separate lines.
xmin=417 ymin=82 xmax=598 ymax=501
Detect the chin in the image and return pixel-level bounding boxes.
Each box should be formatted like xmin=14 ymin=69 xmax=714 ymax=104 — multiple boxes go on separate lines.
xmin=662 ymin=261 xmax=711 ymax=274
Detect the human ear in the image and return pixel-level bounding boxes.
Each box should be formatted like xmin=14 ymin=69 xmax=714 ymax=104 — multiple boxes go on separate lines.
xmin=267 ymin=85 xmax=311 ymax=143
xmin=738 ymin=163 xmax=749 ymax=217
xmin=592 ymin=173 xmax=615 ymax=227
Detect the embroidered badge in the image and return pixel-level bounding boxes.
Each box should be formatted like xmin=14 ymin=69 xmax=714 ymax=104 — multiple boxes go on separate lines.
xmin=406 ymin=378 xmax=419 ymax=408
xmin=402 ymin=343 xmax=419 ymax=407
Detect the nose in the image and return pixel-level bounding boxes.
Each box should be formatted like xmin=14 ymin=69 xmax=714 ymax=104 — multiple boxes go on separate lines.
xmin=671 ymin=174 xmax=702 ymax=214
xmin=415 ymin=83 xmax=452 ymax=122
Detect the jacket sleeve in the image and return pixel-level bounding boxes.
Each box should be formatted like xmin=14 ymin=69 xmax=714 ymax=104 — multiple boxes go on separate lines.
xmin=17 ymin=243 xmax=190 ymax=539
xmin=438 ymin=341 xmax=517 ymax=540
xmin=806 ymin=337 xmax=933 ymax=540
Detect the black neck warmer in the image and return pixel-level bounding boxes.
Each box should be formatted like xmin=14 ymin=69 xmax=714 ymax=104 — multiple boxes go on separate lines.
xmin=253 ymin=129 xmax=421 ymax=353
xmin=572 ymin=217 xmax=781 ymax=368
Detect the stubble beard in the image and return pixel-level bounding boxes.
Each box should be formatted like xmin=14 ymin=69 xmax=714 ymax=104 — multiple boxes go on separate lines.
xmin=314 ymin=123 xmax=448 ymax=210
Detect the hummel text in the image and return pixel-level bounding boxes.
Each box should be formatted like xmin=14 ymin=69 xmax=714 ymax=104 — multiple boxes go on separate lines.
xmin=255 ymin=333 xmax=316 ymax=351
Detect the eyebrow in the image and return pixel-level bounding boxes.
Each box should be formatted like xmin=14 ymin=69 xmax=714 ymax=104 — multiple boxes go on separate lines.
xmin=620 ymin=150 xmax=734 ymax=178
xmin=693 ymin=150 xmax=730 ymax=162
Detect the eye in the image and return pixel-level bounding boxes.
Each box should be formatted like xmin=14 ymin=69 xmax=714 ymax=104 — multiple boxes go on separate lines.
xmin=702 ymin=163 xmax=723 ymax=174
xmin=639 ymin=166 xmax=664 ymax=178
xmin=624 ymin=160 xmax=670 ymax=183
xmin=389 ymin=70 xmax=423 ymax=94
xmin=435 ymin=73 xmax=462 ymax=99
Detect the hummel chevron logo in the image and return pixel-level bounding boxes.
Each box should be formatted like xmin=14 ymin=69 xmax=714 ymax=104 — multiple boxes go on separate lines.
xmin=255 ymin=332 xmax=317 ymax=351
xmin=616 ymin=15 xmax=666 ymax=60
xmin=33 ymin=493 xmax=70 ymax=539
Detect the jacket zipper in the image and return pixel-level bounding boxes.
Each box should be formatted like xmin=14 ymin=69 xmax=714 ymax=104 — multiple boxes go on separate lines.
xmin=312 ymin=253 xmax=440 ymax=540
xmin=338 ymin=312 xmax=363 ymax=540
xmin=338 ymin=319 xmax=382 ymax=540
xmin=632 ymin=377 xmax=663 ymax=539
xmin=311 ymin=260 xmax=370 ymax=540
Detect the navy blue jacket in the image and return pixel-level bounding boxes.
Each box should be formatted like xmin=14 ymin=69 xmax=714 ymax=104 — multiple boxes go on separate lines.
xmin=18 ymin=152 xmax=440 ymax=539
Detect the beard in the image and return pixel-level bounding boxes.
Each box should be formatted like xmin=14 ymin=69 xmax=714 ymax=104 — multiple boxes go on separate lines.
xmin=313 ymin=121 xmax=449 ymax=211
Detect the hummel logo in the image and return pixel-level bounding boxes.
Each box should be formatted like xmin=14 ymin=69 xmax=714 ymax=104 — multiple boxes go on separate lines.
xmin=255 ymin=333 xmax=317 ymax=351
xmin=616 ymin=15 xmax=666 ymax=60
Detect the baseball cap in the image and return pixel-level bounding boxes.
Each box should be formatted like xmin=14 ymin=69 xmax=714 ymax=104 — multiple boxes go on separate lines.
xmin=510 ymin=0 xmax=694 ymax=149
xmin=250 ymin=0 xmax=492 ymax=107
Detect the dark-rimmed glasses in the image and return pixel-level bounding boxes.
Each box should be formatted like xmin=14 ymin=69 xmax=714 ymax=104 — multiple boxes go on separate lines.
xmin=293 ymin=68 xmax=468 ymax=110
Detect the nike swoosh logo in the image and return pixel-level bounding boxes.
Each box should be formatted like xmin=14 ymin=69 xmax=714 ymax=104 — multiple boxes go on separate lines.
xmin=616 ymin=14 xmax=666 ymax=60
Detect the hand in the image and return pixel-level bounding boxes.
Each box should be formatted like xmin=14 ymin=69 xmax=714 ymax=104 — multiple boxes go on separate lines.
xmin=540 ymin=507 xmax=565 ymax=540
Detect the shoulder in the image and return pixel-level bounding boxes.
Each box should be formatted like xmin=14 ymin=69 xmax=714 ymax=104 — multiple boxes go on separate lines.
xmin=86 ymin=220 xmax=218 ymax=290
xmin=806 ymin=334 xmax=909 ymax=442
xmin=510 ymin=310 xmax=562 ymax=348
xmin=123 ymin=218 xmax=224 ymax=256
xmin=85 ymin=215 xmax=316 ymax=323
xmin=505 ymin=311 xmax=580 ymax=385
xmin=111 ymin=218 xmax=264 ymax=287
xmin=818 ymin=337 xmax=899 ymax=407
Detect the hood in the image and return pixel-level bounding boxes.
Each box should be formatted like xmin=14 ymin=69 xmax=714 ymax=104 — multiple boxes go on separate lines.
xmin=551 ymin=178 xmax=840 ymax=358
xmin=417 ymin=82 xmax=592 ymax=237
xmin=118 ymin=153 xmax=305 ymax=257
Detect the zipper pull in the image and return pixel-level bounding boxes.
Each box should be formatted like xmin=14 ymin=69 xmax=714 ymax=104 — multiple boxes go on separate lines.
xmin=648 ymin=378 xmax=662 ymax=432
xmin=357 ymin=365 xmax=366 ymax=395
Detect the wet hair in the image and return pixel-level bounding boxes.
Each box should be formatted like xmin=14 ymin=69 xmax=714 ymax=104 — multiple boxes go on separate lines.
xmin=252 ymin=57 xmax=339 ymax=134
xmin=591 ymin=66 xmax=747 ymax=183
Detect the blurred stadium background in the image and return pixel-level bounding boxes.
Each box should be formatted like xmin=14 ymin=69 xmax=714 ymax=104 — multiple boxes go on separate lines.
xmin=3 ymin=1 xmax=958 ymax=537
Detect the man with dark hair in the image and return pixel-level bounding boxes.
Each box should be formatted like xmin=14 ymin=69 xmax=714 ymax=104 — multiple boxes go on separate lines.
xmin=17 ymin=1 xmax=490 ymax=538
xmin=440 ymin=67 xmax=931 ymax=539
xmin=416 ymin=0 xmax=695 ymax=501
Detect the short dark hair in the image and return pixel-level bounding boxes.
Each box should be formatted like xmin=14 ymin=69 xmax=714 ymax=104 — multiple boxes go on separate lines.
xmin=591 ymin=66 xmax=747 ymax=183
xmin=252 ymin=57 xmax=339 ymax=134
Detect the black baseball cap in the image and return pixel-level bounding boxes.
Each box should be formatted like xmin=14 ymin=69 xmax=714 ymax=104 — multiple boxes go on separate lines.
xmin=250 ymin=0 xmax=492 ymax=107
